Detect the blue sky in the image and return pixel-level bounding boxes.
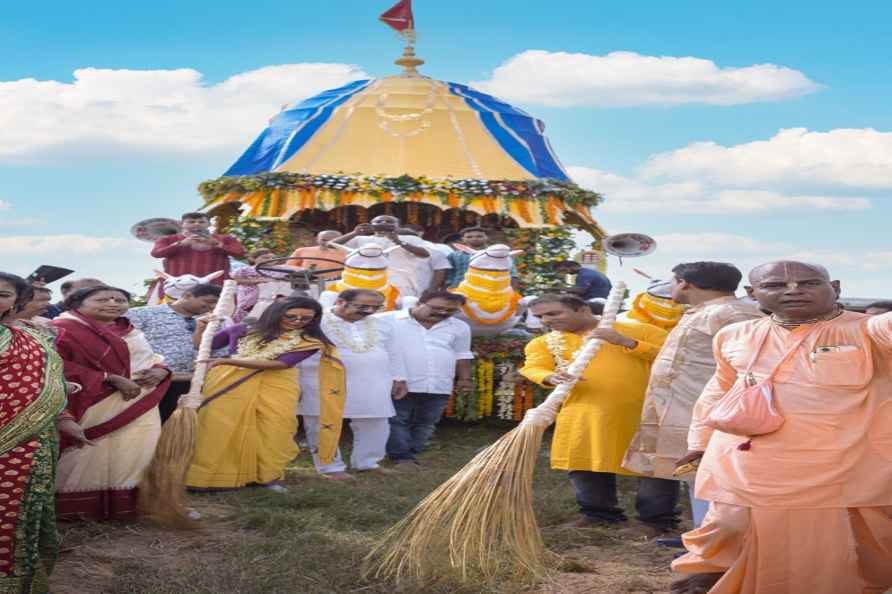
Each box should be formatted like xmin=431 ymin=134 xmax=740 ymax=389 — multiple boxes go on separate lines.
xmin=1 ymin=1 xmax=890 ymax=298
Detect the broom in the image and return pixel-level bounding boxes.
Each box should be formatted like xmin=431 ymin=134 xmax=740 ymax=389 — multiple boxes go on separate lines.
xmin=138 ymin=279 xmax=238 ymax=527
xmin=363 ymin=282 xmax=627 ymax=586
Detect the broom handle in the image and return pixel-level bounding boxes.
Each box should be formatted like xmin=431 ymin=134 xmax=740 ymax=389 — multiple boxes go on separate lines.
xmin=522 ymin=281 xmax=626 ymax=428
xmin=179 ymin=279 xmax=238 ymax=409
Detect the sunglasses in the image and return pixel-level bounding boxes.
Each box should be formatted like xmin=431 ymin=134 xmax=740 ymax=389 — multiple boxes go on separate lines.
xmin=348 ymin=303 xmax=384 ymax=312
xmin=283 ymin=314 xmax=317 ymax=322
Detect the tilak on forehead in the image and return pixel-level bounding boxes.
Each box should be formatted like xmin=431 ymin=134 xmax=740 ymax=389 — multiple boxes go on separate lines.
xmin=749 ymin=261 xmax=831 ymax=287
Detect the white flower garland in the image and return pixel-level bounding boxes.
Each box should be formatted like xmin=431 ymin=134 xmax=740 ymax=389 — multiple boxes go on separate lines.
xmin=545 ymin=330 xmax=593 ymax=372
xmin=324 ymin=315 xmax=379 ymax=353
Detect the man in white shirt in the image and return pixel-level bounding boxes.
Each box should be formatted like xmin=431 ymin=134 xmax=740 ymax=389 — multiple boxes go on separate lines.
xmin=398 ymin=227 xmax=452 ymax=292
xmin=380 ymin=290 xmax=475 ymax=468
xmin=298 ymin=289 xmax=408 ymax=480
xmin=332 ymin=216 xmax=430 ymax=298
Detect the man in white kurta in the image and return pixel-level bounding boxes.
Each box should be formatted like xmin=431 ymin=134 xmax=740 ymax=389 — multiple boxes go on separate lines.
xmin=334 ymin=216 xmax=431 ymax=298
xmin=298 ymin=289 xmax=407 ymax=479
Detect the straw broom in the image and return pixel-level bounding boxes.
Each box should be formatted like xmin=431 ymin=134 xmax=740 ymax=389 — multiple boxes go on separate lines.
xmin=363 ymin=282 xmax=627 ymax=586
xmin=138 ymin=279 xmax=238 ymax=527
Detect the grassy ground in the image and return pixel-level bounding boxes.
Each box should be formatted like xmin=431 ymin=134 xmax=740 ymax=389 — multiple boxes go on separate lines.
xmin=51 ymin=423 xmax=678 ymax=594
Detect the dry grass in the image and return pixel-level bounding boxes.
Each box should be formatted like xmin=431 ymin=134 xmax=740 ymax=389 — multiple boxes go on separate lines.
xmin=52 ymin=423 xmax=679 ymax=594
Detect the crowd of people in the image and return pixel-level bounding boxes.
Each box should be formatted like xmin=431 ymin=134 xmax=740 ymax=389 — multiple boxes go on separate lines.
xmin=1 ymin=209 xmax=890 ymax=593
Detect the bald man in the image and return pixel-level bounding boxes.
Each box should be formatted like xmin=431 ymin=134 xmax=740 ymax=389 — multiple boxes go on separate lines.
xmin=672 ymin=261 xmax=892 ymax=594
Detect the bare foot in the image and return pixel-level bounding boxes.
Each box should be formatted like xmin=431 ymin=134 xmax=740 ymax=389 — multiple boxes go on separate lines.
xmin=671 ymin=573 xmax=723 ymax=594
xmin=321 ymin=471 xmax=356 ymax=481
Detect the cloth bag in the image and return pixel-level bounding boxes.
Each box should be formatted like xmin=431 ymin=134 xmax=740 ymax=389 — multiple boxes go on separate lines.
xmin=706 ymin=324 xmax=815 ymax=437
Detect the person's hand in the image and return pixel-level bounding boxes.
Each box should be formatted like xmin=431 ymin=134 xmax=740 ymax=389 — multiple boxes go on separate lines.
xmin=56 ymin=418 xmax=95 ymax=448
xmin=543 ymin=371 xmax=581 ymax=386
xmin=675 ymin=450 xmax=704 ymax=469
xmin=133 ymin=368 xmax=168 ymax=388
xmin=196 ymin=358 xmax=231 ymax=369
xmin=201 ymin=237 xmax=222 ymax=249
xmin=385 ymin=231 xmax=401 ymax=243
xmin=195 ymin=314 xmax=220 ymax=326
xmin=107 ymin=375 xmax=141 ymax=400
xmin=590 ymin=327 xmax=637 ymax=349
xmin=455 ymin=377 xmax=475 ymax=391
xmin=180 ymin=236 xmax=198 ymax=247
xmin=354 ymin=224 xmax=374 ymax=235
xmin=391 ymin=380 xmax=409 ymax=400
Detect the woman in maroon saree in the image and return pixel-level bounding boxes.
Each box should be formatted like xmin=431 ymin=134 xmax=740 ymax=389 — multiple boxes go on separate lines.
xmin=51 ymin=287 xmax=171 ymax=520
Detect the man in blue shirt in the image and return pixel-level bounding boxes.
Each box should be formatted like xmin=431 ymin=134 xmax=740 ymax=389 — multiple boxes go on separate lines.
xmin=555 ymin=260 xmax=611 ymax=300
xmin=446 ymin=226 xmax=518 ymax=289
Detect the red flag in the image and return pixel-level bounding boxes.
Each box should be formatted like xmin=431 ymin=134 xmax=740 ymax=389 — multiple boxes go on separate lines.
xmin=379 ymin=0 xmax=414 ymax=34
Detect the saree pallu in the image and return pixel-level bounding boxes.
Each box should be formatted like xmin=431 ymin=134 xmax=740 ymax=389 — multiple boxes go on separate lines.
xmin=54 ymin=320 xmax=169 ymax=521
xmin=0 ymin=324 xmax=67 ymax=594
xmin=186 ymin=366 xmax=300 ymax=489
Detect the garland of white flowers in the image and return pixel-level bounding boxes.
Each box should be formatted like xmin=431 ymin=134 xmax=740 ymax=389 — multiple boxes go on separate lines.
xmin=324 ymin=314 xmax=379 ymax=353
xmin=545 ymin=329 xmax=594 ymax=372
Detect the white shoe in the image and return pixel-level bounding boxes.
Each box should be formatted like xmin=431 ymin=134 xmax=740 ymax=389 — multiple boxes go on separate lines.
xmin=263 ymin=483 xmax=289 ymax=493
xmin=186 ymin=508 xmax=202 ymax=520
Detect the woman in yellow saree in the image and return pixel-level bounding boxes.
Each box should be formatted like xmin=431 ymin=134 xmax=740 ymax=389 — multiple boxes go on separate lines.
xmin=186 ymin=297 xmax=345 ymax=492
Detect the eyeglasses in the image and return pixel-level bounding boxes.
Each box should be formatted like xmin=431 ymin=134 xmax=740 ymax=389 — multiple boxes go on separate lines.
xmin=283 ymin=314 xmax=317 ymax=322
xmin=347 ymin=303 xmax=384 ymax=312
xmin=426 ymin=306 xmax=461 ymax=314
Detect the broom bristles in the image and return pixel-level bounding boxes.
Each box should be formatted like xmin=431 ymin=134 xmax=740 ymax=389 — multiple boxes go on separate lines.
xmin=363 ymin=422 xmax=549 ymax=586
xmin=137 ymin=407 xmax=199 ymax=528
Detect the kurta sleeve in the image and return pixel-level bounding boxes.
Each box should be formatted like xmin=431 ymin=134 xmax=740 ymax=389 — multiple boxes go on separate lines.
xmin=519 ymin=337 xmax=556 ymax=386
xmin=151 ymin=235 xmax=180 ymax=258
xmin=621 ymin=322 xmax=666 ymax=362
xmin=866 ymin=312 xmax=892 ymax=352
xmin=219 ymin=235 xmax=246 ymax=258
xmin=687 ymin=331 xmax=738 ymax=450
xmin=382 ymin=319 xmax=407 ymax=381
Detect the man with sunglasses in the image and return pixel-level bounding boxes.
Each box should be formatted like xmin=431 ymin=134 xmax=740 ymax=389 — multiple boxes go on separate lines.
xmin=671 ymin=261 xmax=892 ymax=594
xmin=379 ymin=290 xmax=475 ymax=468
xmin=299 ymin=289 xmax=408 ymax=480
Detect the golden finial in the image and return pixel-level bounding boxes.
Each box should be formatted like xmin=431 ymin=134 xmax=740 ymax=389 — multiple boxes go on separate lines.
xmin=395 ymin=44 xmax=424 ymax=76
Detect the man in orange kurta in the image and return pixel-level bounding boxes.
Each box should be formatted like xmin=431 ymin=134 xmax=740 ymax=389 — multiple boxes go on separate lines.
xmin=672 ymin=261 xmax=892 ymax=594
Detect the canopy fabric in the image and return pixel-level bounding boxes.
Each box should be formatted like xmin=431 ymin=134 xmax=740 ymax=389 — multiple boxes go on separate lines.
xmin=222 ymin=76 xmax=571 ymax=181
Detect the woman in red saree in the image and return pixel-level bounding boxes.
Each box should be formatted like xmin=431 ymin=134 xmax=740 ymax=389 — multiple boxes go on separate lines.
xmin=0 ymin=272 xmax=91 ymax=593
xmin=51 ymin=286 xmax=171 ymax=520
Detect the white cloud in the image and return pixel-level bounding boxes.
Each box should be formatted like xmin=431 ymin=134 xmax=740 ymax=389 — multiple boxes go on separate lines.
xmin=0 ymin=235 xmax=157 ymax=292
xmin=0 ymin=63 xmax=368 ymax=163
xmin=472 ymin=50 xmax=819 ymax=107
xmin=642 ymin=128 xmax=892 ymax=190
xmin=568 ymin=165 xmax=870 ymax=214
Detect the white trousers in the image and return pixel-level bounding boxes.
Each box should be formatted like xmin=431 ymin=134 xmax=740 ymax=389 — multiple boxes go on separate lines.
xmin=301 ymin=416 xmax=390 ymax=474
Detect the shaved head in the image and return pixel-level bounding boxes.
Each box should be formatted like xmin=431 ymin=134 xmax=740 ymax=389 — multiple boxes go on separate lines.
xmin=748 ymin=261 xmax=830 ymax=284
xmin=746 ymin=260 xmax=840 ymax=320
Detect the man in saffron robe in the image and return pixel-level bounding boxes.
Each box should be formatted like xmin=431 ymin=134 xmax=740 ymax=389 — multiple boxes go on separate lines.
xmin=671 ymin=261 xmax=892 ymax=594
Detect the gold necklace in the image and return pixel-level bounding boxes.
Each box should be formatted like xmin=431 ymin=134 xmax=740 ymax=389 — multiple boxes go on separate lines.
xmin=237 ymin=331 xmax=313 ymax=361
xmin=770 ymin=305 xmax=843 ymax=329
